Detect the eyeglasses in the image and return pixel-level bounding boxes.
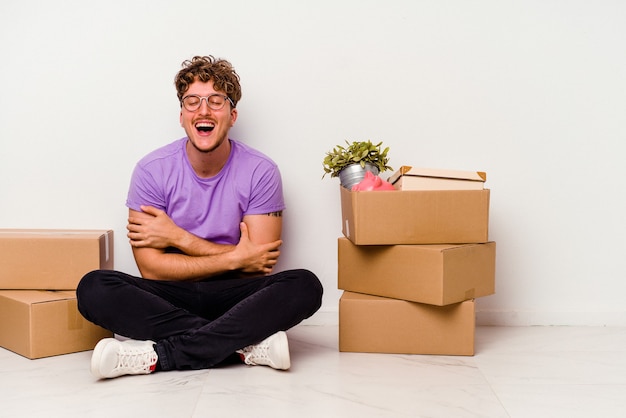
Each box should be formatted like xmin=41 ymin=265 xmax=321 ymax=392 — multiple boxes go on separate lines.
xmin=180 ymin=94 xmax=234 ymax=111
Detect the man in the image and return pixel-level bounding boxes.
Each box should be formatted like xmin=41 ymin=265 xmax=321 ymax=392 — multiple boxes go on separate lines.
xmin=77 ymin=56 xmax=323 ymax=379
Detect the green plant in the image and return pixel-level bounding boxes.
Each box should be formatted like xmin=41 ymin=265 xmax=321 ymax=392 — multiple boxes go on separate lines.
xmin=322 ymin=140 xmax=392 ymax=179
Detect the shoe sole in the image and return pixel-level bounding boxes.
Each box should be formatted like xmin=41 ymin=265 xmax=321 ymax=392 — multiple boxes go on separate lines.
xmin=274 ymin=331 xmax=291 ymax=370
xmin=90 ymin=338 xmax=116 ymax=378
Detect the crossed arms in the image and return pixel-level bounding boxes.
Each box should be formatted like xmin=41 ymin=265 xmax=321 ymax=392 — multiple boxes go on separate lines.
xmin=126 ymin=205 xmax=282 ymax=281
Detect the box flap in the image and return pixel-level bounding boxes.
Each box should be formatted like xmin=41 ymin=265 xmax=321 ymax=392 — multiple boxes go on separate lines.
xmin=0 ymin=229 xmax=112 ymax=239
xmin=388 ymin=166 xmax=486 ymax=185
xmin=0 ymin=290 xmax=76 ymax=304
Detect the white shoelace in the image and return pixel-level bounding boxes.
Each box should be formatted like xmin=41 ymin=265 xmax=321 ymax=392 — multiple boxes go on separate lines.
xmin=115 ymin=346 xmax=158 ymax=373
xmin=238 ymin=343 xmax=269 ymax=365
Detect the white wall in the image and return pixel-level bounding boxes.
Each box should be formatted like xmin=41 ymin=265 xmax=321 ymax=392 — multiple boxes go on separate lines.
xmin=1 ymin=0 xmax=625 ymax=326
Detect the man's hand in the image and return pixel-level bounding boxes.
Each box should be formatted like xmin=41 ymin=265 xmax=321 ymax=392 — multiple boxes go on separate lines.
xmin=127 ymin=205 xmax=181 ymax=249
xmin=127 ymin=208 xmax=282 ymax=280
xmin=232 ymin=222 xmax=282 ymax=275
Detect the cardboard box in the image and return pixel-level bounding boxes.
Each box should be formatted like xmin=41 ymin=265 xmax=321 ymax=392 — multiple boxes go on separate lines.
xmin=340 ymin=186 xmax=490 ymax=245
xmin=339 ymin=291 xmax=475 ymax=355
xmin=388 ymin=166 xmax=486 ymax=190
xmin=0 ymin=290 xmax=113 ymax=359
xmin=0 ymin=229 xmax=113 ymax=290
xmin=338 ymin=238 xmax=495 ymax=306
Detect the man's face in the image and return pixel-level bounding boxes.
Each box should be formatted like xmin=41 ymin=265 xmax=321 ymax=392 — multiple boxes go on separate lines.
xmin=179 ymin=79 xmax=237 ymax=154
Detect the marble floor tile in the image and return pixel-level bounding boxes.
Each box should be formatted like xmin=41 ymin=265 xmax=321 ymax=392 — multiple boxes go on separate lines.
xmin=1 ymin=325 xmax=626 ymax=417
xmin=492 ymin=384 xmax=626 ymax=418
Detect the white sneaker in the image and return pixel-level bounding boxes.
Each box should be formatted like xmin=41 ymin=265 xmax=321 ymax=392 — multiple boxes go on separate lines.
xmin=237 ymin=331 xmax=290 ymax=370
xmin=91 ymin=338 xmax=158 ymax=379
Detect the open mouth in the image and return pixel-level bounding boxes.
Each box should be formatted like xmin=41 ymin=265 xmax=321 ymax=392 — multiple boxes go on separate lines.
xmin=195 ymin=122 xmax=215 ymax=133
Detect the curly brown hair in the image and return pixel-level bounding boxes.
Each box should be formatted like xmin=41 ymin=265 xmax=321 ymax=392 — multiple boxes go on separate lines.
xmin=174 ymin=56 xmax=242 ymax=107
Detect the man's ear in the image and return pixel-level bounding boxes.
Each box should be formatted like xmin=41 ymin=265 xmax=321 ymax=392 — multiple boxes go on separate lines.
xmin=230 ymin=108 xmax=238 ymax=127
xmin=179 ymin=111 xmax=183 ymax=126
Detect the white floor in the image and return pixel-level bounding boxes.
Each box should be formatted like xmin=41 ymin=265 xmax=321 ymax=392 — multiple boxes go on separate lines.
xmin=2 ymin=325 xmax=626 ymax=418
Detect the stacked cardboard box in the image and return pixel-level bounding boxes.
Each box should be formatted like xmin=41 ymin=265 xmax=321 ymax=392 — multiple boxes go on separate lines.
xmin=338 ymin=167 xmax=495 ymax=356
xmin=0 ymin=229 xmax=114 ymax=359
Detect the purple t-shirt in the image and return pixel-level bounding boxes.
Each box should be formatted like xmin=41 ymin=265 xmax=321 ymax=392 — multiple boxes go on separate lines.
xmin=126 ymin=138 xmax=285 ymax=245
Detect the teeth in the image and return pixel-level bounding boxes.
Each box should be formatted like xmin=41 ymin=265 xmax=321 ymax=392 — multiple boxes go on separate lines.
xmin=196 ymin=122 xmax=215 ymax=132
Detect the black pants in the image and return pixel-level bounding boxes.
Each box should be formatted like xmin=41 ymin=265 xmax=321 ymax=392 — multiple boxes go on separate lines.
xmin=76 ymin=269 xmax=323 ymax=371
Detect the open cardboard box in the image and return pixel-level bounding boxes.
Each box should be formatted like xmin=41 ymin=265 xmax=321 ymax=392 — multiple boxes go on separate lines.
xmin=0 ymin=290 xmax=113 ymax=359
xmin=338 ymin=238 xmax=495 ymax=306
xmin=339 ymin=291 xmax=475 ymax=355
xmin=340 ymin=186 xmax=490 ymax=245
xmin=0 ymin=229 xmax=113 ymax=290
xmin=388 ymin=166 xmax=486 ymax=190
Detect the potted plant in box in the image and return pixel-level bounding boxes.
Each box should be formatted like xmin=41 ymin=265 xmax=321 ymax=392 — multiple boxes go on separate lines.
xmin=322 ymin=140 xmax=393 ymax=189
